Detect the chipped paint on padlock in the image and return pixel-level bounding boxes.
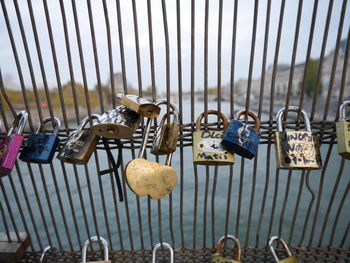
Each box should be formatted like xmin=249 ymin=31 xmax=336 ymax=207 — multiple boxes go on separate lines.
xmin=80 ymin=236 xmax=111 ymax=263
xmin=117 ymin=93 xmax=161 ymax=118
xmin=57 ymin=114 xmax=100 ymax=165
xmin=211 ymin=235 xmax=241 ymax=263
xmin=92 ymin=105 xmax=140 ymax=139
xmin=19 ymin=117 xmax=61 ymax=164
xmin=0 ymin=111 xmax=28 ymax=177
xmin=274 ymin=106 xmax=322 ymax=170
xmin=221 ymin=110 xmax=260 ymax=159
xmin=125 ymin=101 xmax=177 ymax=200
xmin=152 ymin=243 xmax=174 ymax=263
xmin=269 ymin=236 xmax=300 ymax=263
xmin=193 ymin=110 xmax=234 ymax=165
xmin=336 ymin=100 xmax=350 ymax=159
xmin=151 ymin=100 xmax=180 ymax=155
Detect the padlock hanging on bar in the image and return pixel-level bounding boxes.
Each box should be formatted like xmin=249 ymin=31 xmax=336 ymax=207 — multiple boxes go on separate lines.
xmin=19 ymin=117 xmax=61 ymax=164
xmin=116 ymin=93 xmax=161 ymax=118
xmin=0 ymin=110 xmax=28 ymax=177
xmin=152 ymin=242 xmax=174 ymax=263
xmin=268 ymin=236 xmax=299 ymax=263
xmin=336 ymin=100 xmax=350 ymax=159
xmin=80 ymin=236 xmax=111 ymax=263
xmin=211 ymin=235 xmax=241 ymax=263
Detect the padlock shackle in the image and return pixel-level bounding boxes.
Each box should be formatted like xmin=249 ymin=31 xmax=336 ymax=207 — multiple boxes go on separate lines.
xmin=268 ymin=236 xmax=292 ymax=263
xmin=235 ymin=110 xmax=260 ymax=131
xmin=7 ymin=110 xmax=28 ymax=136
xmin=138 ymin=117 xmax=153 ymax=158
xmin=196 ymin=110 xmax=228 ymax=131
xmin=152 ymin=242 xmax=174 ymax=263
xmin=35 ymin=117 xmax=61 ymax=135
xmin=215 ymin=234 xmax=241 ymax=261
xmin=276 ymin=106 xmax=311 ymax=132
xmin=39 ymin=246 xmax=55 ymax=263
xmin=339 ymin=100 xmax=350 ymax=122
xmin=81 ymin=236 xmax=109 ymax=262
xmin=78 ymin=114 xmax=101 ymax=131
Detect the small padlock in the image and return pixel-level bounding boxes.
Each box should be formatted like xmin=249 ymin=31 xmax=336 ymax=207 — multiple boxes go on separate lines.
xmin=193 ymin=110 xmax=235 ymax=165
xmin=80 ymin=236 xmax=111 ymax=263
xmin=57 ymin=114 xmax=100 ymax=165
xmin=125 ymin=115 xmax=177 ymax=200
xmin=211 ymin=235 xmax=241 ymax=263
xmin=268 ymin=236 xmax=299 ymax=263
xmin=0 ymin=110 xmax=28 ymax=177
xmin=152 ymin=242 xmax=174 ymax=263
xmin=221 ymin=110 xmax=260 ymax=159
xmin=19 ymin=117 xmax=61 ymax=164
xmin=336 ymin=100 xmax=350 ymax=159
xmin=117 ymin=93 xmax=161 ymax=118
xmin=39 ymin=246 xmax=55 ymax=263
xmin=275 ymin=106 xmax=322 ymax=170
xmin=151 ymin=100 xmax=180 ymax=155
xmin=92 ymin=105 xmax=141 ymax=139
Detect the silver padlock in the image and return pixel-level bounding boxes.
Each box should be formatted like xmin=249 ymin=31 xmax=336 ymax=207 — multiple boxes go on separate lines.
xmin=80 ymin=236 xmax=111 ymax=263
xmin=39 ymin=246 xmax=55 ymax=263
xmin=152 ymin=242 xmax=174 ymax=263
xmin=268 ymin=236 xmax=299 ymax=263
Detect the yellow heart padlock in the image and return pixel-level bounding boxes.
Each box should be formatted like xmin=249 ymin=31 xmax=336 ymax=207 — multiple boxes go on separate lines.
xmin=268 ymin=236 xmax=300 ymax=263
xmin=211 ymin=235 xmax=241 ymax=263
xmin=125 ymin=101 xmax=177 ymax=200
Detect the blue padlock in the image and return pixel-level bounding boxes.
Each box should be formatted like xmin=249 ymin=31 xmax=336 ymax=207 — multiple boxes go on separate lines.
xmin=19 ymin=117 xmax=61 ymax=164
xmin=221 ymin=111 xmax=260 ymax=159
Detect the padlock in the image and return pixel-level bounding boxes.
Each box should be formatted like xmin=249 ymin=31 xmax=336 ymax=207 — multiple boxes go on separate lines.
xmin=0 ymin=110 xmax=28 ymax=177
xmin=152 ymin=242 xmax=174 ymax=263
xmin=193 ymin=110 xmax=235 ymax=165
xmin=80 ymin=236 xmax=111 ymax=263
xmin=336 ymin=100 xmax=350 ymax=159
xmin=275 ymin=106 xmax=322 ymax=170
xmin=221 ymin=110 xmax=260 ymax=159
xmin=92 ymin=105 xmax=141 ymax=139
xmin=268 ymin=236 xmax=299 ymax=263
xmin=151 ymin=100 xmax=180 ymax=155
xmin=125 ymin=116 xmax=177 ymax=200
xmin=39 ymin=246 xmax=55 ymax=263
xmin=117 ymin=93 xmax=161 ymax=118
xmin=19 ymin=117 xmax=61 ymax=164
xmin=57 ymin=114 xmax=100 ymax=165
xmin=211 ymin=235 xmax=241 ymax=263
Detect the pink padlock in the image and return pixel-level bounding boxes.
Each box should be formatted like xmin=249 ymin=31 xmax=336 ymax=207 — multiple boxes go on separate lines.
xmin=0 ymin=111 xmax=28 ymax=177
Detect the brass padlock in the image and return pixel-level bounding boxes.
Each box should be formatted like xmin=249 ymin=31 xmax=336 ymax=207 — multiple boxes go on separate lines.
xmin=275 ymin=106 xmax=322 ymax=170
xmin=125 ymin=116 xmax=177 ymax=200
xmin=193 ymin=110 xmax=235 ymax=165
xmin=211 ymin=235 xmax=241 ymax=263
xmin=151 ymin=100 xmax=180 ymax=155
xmin=39 ymin=246 xmax=55 ymax=263
xmin=152 ymin=242 xmax=174 ymax=263
xmin=268 ymin=236 xmax=299 ymax=263
xmin=336 ymin=100 xmax=350 ymax=159
xmin=80 ymin=236 xmax=111 ymax=263
xmin=117 ymin=93 xmax=161 ymax=118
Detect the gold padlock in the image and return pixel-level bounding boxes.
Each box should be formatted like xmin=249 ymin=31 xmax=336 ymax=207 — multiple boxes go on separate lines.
xmin=80 ymin=236 xmax=111 ymax=263
xmin=268 ymin=236 xmax=299 ymax=263
xmin=275 ymin=106 xmax=322 ymax=170
xmin=151 ymin=100 xmax=180 ymax=155
xmin=336 ymin=100 xmax=350 ymax=159
xmin=152 ymin=242 xmax=174 ymax=263
xmin=193 ymin=110 xmax=235 ymax=165
xmin=125 ymin=116 xmax=177 ymax=200
xmin=211 ymin=235 xmax=241 ymax=263
xmin=117 ymin=93 xmax=161 ymax=118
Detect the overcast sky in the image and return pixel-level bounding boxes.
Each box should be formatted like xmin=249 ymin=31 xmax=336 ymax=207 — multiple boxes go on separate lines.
xmin=0 ymin=0 xmax=349 ymax=93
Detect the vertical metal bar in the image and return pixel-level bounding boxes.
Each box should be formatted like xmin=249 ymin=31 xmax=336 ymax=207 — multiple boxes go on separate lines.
xmin=86 ymin=0 xmax=105 ymax=113
xmin=277 ymin=171 xmax=292 ymax=239
xmin=224 ymin=165 xmax=234 ymax=237
xmin=0 ymin=0 xmax=34 ymax=130
xmin=202 ymin=166 xmax=210 ymax=248
xmin=203 ymin=0 xmax=209 ymax=117
xmin=147 ymin=197 xmax=154 ymax=247
xmin=267 ymin=169 xmax=280 ymax=239
xmin=0 ymin=197 xmax=11 ymax=242
xmin=157 ymin=199 xmax=163 ymax=244
xmin=336 ymin=28 xmax=350 ymax=107
xmin=0 ymin=68 xmax=16 ymax=118
xmin=136 ymin=195 xmax=145 ymax=249
xmin=211 ymin=166 xmax=218 ymax=248
xmin=190 ymin=0 xmax=196 ymax=124
xmin=229 ymin=0 xmax=238 ymax=118
xmin=193 ymin=165 xmax=198 ymax=249
xmin=340 ymin=221 xmax=350 ymax=247
xmin=147 ymin=0 xmax=156 ymax=98
xmin=236 ymin=159 xmax=245 ymax=237
xmin=169 ymin=193 xmax=175 ymax=247
xmin=217 ymin=0 xmax=223 ymax=116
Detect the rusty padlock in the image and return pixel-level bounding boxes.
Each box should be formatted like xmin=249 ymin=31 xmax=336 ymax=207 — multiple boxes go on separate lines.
xmin=152 ymin=242 xmax=174 ymax=263
xmin=269 ymin=236 xmax=299 ymax=263
xmin=57 ymin=114 xmax=100 ymax=164
xmin=221 ymin=110 xmax=260 ymax=159
xmin=125 ymin=117 xmax=177 ymax=200
xmin=0 ymin=110 xmax=28 ymax=177
xmin=336 ymin=100 xmax=350 ymax=159
xmin=80 ymin=236 xmax=111 ymax=263
xmin=151 ymin=100 xmax=180 ymax=155
xmin=117 ymin=93 xmax=161 ymax=118
xmin=275 ymin=106 xmax=322 ymax=170
xmin=211 ymin=235 xmax=241 ymax=263
xmin=19 ymin=117 xmax=61 ymax=164
xmin=193 ymin=110 xmax=234 ymax=165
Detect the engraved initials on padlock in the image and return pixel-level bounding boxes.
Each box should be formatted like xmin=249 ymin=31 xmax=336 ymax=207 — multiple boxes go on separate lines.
xmin=336 ymin=100 xmax=350 ymax=159
xmin=269 ymin=236 xmax=299 ymax=263
xmin=211 ymin=235 xmax=241 ymax=263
